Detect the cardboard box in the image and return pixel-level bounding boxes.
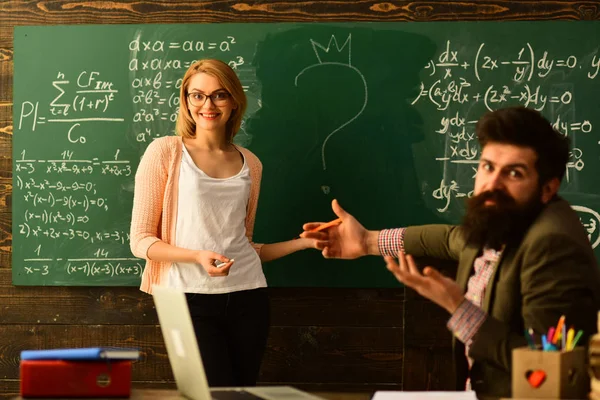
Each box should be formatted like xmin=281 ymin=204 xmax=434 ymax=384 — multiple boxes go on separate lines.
xmin=512 ymin=346 xmax=587 ymax=399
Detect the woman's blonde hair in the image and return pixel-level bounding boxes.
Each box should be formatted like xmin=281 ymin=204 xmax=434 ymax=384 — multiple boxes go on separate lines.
xmin=175 ymin=59 xmax=247 ymax=143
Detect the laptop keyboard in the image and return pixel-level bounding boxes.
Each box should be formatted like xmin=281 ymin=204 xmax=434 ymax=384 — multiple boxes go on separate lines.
xmin=211 ymin=390 xmax=265 ymax=400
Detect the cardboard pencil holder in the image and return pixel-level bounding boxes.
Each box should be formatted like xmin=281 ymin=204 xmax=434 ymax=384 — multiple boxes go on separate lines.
xmin=512 ymin=346 xmax=587 ymax=399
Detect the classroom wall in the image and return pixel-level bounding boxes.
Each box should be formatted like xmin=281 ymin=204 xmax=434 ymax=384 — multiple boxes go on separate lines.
xmin=0 ymin=1 xmax=597 ymax=398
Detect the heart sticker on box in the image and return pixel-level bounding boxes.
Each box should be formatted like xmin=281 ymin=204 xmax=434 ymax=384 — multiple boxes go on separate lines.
xmin=525 ymin=369 xmax=547 ymax=388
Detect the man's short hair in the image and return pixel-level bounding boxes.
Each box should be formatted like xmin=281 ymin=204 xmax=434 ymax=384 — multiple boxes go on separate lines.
xmin=476 ymin=106 xmax=570 ymax=184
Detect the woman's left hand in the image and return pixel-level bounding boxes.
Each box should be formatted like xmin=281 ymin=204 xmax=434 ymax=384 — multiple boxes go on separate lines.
xmin=298 ymin=237 xmax=327 ymax=251
xmin=196 ymin=250 xmax=234 ymax=277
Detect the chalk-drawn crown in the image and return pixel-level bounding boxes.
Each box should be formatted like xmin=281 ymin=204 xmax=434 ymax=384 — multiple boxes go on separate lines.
xmin=311 ymin=34 xmax=352 ymax=65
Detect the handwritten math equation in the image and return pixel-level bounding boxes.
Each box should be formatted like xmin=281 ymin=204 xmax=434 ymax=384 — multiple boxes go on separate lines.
xmin=22 ymin=254 xmax=142 ymax=278
xmin=127 ymin=35 xmax=250 ymax=144
xmin=14 ymin=33 xmax=249 ymax=282
xmin=410 ymin=40 xmax=599 ymax=246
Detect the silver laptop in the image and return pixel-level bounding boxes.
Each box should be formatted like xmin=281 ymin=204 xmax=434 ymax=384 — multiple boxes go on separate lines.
xmin=152 ymin=285 xmax=322 ymax=400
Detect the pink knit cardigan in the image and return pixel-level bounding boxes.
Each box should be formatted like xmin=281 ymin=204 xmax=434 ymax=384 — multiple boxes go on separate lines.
xmin=129 ymin=136 xmax=264 ymax=294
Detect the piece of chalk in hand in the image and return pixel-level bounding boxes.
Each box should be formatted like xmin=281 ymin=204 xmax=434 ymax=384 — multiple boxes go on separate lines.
xmin=214 ymin=259 xmax=234 ymax=268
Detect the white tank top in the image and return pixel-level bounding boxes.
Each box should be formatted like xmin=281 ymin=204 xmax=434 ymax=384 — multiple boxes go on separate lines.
xmin=168 ymin=145 xmax=266 ymax=293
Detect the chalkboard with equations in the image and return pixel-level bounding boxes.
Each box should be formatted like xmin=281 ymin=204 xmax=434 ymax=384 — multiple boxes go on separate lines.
xmin=12 ymin=22 xmax=600 ymax=287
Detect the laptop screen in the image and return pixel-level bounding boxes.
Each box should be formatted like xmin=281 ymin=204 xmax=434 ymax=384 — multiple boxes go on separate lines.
xmin=152 ymin=285 xmax=213 ymax=400
xmin=152 ymin=286 xmax=322 ymax=400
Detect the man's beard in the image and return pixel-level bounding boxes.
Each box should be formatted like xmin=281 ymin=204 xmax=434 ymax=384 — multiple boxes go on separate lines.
xmin=461 ymin=189 xmax=545 ymax=250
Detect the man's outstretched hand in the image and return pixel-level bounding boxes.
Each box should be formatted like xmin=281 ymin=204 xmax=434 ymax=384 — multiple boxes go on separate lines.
xmin=301 ymin=199 xmax=370 ymax=259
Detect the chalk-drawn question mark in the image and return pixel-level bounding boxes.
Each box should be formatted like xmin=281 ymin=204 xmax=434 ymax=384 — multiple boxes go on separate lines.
xmin=294 ymin=35 xmax=368 ymax=194
xmin=295 ymin=64 xmax=367 ymax=171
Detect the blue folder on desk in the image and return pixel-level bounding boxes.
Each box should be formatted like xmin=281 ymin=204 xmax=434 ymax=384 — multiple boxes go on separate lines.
xmin=20 ymin=347 xmax=140 ymax=361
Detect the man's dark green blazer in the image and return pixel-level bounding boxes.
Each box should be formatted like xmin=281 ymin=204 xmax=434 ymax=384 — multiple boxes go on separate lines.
xmin=403 ymin=197 xmax=600 ymax=400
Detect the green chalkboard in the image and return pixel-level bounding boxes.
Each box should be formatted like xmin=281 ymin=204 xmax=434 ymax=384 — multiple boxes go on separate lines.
xmin=13 ymin=22 xmax=600 ymax=286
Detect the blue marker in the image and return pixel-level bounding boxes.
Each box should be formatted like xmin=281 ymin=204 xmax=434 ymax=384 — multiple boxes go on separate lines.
xmin=542 ymin=334 xmax=548 ymax=350
xmin=545 ymin=343 xmax=558 ymax=352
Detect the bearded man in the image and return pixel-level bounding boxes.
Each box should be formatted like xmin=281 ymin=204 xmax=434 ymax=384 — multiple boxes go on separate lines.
xmin=302 ymin=106 xmax=600 ymax=400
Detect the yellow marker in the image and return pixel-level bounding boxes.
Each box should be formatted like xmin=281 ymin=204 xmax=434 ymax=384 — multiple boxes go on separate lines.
xmin=566 ymin=328 xmax=575 ymax=351
xmin=553 ymin=315 xmax=565 ymax=345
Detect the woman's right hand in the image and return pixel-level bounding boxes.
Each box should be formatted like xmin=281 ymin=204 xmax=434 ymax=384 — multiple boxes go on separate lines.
xmin=196 ymin=250 xmax=234 ymax=277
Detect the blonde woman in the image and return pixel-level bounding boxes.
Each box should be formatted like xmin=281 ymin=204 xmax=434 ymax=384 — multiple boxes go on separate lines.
xmin=130 ymin=59 xmax=322 ymax=386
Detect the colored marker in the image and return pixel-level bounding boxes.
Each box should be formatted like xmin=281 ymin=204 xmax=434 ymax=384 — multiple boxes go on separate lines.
xmin=553 ymin=315 xmax=565 ymax=345
xmin=525 ymin=328 xmax=536 ymax=349
xmin=570 ymin=330 xmax=584 ymax=350
xmin=547 ymin=327 xmax=555 ymax=345
xmin=542 ymin=334 xmax=548 ymax=351
xmin=309 ymin=218 xmax=342 ymax=233
xmin=545 ymin=343 xmax=558 ymax=351
xmin=566 ymin=328 xmax=575 ymax=351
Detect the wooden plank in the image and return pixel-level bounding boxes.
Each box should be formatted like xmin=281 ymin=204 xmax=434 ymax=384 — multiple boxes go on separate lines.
xmin=0 ymin=280 xmax=159 ymax=325
xmin=0 ymin=177 xmax=11 ymax=211
xmin=268 ymin=287 xmax=405 ymax=327
xmin=0 ymin=380 xmax=177 ymax=400
xmin=0 ymin=134 xmax=11 ymax=166
xmin=0 ymin=45 xmax=13 ymax=60
xmin=403 ymin=288 xmax=453 ymax=347
xmin=0 ymin=269 xmax=422 ymax=329
xmin=0 ymin=379 xmax=373 ymax=400
xmin=0 ymin=380 xmax=19 ymax=400
xmin=0 ymin=73 xmax=11 ymax=213
xmin=0 ymin=324 xmax=172 ymax=381
xmin=0 ymin=71 xmax=11 ymax=173
xmin=0 ymin=155 xmax=10 ymax=179
xmin=0 ymin=212 xmax=10 ymax=265
xmin=0 ymin=324 xmax=412 ymax=386
xmin=1 ymin=268 xmax=450 ymax=345
xmin=0 ymin=45 xmax=12 ymax=106
xmin=402 ymin=347 xmax=456 ymax=391
xmin=311 ymin=393 xmax=372 ymax=400
xmin=262 ymin=326 xmax=403 ymax=384
xmin=0 ymin=0 xmax=596 ymax=46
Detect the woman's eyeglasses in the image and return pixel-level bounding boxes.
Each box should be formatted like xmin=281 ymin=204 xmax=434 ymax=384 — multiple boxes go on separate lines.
xmin=187 ymin=90 xmax=231 ymax=106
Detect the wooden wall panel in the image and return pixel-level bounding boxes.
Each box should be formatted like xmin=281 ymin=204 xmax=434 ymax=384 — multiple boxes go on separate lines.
xmin=0 ymin=1 xmax=598 ymax=30
xmin=0 ymin=213 xmax=10 ymax=267
xmin=0 ymin=324 xmax=405 ymax=389
xmin=1 ymin=1 xmax=594 ymax=399
xmin=0 ymin=381 xmax=175 ymax=400
xmin=0 ymin=270 xmax=407 ymax=327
